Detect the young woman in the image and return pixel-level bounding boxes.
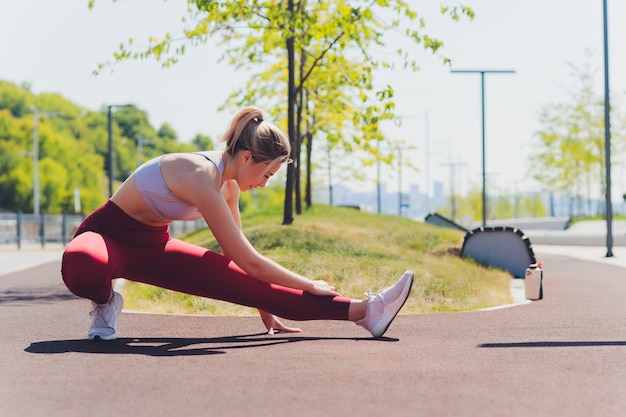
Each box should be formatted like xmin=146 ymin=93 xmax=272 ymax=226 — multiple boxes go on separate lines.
xmin=61 ymin=106 xmax=413 ymax=341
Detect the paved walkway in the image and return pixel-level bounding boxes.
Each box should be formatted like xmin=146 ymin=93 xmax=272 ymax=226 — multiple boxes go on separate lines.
xmin=1 ymin=240 xmax=625 ymax=416
xmin=0 ymin=247 xmax=64 ymax=275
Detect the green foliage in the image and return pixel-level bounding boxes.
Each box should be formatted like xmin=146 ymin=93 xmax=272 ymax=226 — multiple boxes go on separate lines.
xmin=529 ymin=56 xmax=626 ymax=212
xmin=237 ymin=180 xmax=287 ymax=217
xmin=89 ymin=0 xmax=473 ymax=216
xmin=0 ymin=80 xmax=213 ymax=214
xmin=0 ymin=84 xmax=31 ymax=117
xmin=191 ymin=133 xmax=214 ymax=151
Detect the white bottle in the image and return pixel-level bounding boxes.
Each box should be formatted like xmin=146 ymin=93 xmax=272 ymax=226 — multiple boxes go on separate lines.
xmin=525 ymin=263 xmax=543 ymax=300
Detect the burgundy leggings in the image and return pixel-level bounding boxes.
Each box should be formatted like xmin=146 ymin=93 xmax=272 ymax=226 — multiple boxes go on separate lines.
xmin=61 ymin=201 xmax=351 ymax=321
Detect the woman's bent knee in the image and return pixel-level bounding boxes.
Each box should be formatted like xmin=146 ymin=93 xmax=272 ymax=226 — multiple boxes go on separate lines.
xmin=61 ymin=232 xmax=114 ymax=303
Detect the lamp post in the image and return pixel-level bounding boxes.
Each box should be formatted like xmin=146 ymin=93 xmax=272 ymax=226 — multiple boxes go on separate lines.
xmin=392 ymin=143 xmax=411 ymax=216
xmin=440 ymin=160 xmax=467 ymax=222
xmin=423 ymin=111 xmax=430 ymax=214
xmin=377 ymin=113 xmax=428 ymax=216
xmin=107 ymin=104 xmax=132 ymax=197
xmin=377 ymin=140 xmax=381 ymax=214
xmin=398 ymin=146 xmax=403 ymax=216
xmin=394 ymin=112 xmax=431 ymax=214
xmin=31 ymin=107 xmax=62 ymax=215
xmin=33 ymin=107 xmax=40 ymax=215
xmin=327 ymin=143 xmax=333 ymax=205
xmin=451 ymin=69 xmax=515 ymax=227
xmin=136 ymin=136 xmax=155 ymax=167
xmin=602 ymin=0 xmax=613 ymax=257
xmin=374 ymin=142 xmax=410 ymax=216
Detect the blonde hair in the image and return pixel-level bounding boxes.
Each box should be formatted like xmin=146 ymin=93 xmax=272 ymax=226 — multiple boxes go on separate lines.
xmin=220 ymin=107 xmax=292 ymax=164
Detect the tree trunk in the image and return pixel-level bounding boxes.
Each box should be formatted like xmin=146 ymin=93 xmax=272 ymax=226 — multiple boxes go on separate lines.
xmin=295 ymin=82 xmax=303 ymax=215
xmin=294 ymin=47 xmax=306 ymax=215
xmin=305 ymin=128 xmax=313 ymax=208
xmin=282 ymin=0 xmax=296 ymax=225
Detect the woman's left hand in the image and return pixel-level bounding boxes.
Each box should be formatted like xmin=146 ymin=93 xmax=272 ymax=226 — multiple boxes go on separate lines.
xmin=258 ymin=309 xmax=302 ymax=335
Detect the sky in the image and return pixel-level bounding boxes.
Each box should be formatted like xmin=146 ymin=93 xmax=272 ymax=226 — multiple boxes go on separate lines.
xmin=1 ymin=0 xmax=625 ymax=200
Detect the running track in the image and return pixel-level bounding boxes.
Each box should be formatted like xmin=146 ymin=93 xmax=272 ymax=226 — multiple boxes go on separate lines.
xmin=1 ymin=250 xmax=625 ymax=417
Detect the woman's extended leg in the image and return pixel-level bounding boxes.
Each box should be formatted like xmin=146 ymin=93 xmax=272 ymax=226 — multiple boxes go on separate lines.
xmin=122 ymin=238 xmax=414 ymax=337
xmin=123 ymin=238 xmax=354 ymax=321
xmin=62 ymin=233 xmax=413 ymax=338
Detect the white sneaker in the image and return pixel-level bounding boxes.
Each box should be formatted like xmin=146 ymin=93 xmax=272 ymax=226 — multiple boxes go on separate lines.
xmin=88 ymin=291 xmax=123 ymax=341
xmin=357 ymin=270 xmax=414 ymax=337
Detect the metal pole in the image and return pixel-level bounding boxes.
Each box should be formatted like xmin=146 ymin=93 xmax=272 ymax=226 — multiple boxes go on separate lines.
xmin=16 ymin=211 xmax=22 ymax=250
xmin=107 ymin=104 xmax=132 ymax=198
xmin=107 ymin=105 xmax=114 ymax=198
xmin=603 ymin=0 xmax=613 ymax=257
xmin=327 ymin=144 xmax=333 ymax=205
xmin=424 ymin=110 xmax=430 ymax=214
xmin=441 ymin=160 xmax=466 ymax=222
xmin=398 ymin=148 xmax=402 ymax=216
xmin=451 ymin=161 xmax=457 ymax=221
xmin=377 ymin=141 xmax=381 ymax=214
xmin=480 ymin=72 xmax=486 ymax=226
xmin=33 ymin=108 xmax=40 ymax=215
xmin=137 ymin=137 xmax=143 ymax=167
xmin=40 ymin=211 xmax=45 ymax=248
xmin=450 ymin=69 xmax=515 ymax=227
xmin=62 ymin=212 xmax=67 ymax=246
xmin=31 ymin=108 xmax=61 ymax=214
xmin=136 ymin=136 xmax=154 ymax=167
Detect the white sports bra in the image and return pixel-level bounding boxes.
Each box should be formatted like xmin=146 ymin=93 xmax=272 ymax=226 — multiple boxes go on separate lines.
xmin=133 ymin=151 xmax=224 ymax=222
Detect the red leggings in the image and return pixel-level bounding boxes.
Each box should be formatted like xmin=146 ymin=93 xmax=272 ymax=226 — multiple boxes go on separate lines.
xmin=61 ymin=201 xmax=351 ymax=321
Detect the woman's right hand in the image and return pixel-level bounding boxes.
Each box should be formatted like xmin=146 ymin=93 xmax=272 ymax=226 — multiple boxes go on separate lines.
xmin=308 ymin=280 xmax=340 ymax=297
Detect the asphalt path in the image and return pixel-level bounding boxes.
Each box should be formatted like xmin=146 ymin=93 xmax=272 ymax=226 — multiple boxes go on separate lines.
xmin=1 ymin=234 xmax=626 ymax=416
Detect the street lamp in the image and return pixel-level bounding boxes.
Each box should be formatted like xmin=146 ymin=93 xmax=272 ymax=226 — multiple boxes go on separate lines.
xmin=376 ymin=140 xmax=382 ymax=213
xmin=395 ymin=144 xmax=413 ymax=216
xmin=440 ymin=160 xmax=467 ymax=222
xmin=31 ymin=107 xmax=62 ymax=215
xmin=107 ymin=104 xmax=133 ymax=197
xmin=451 ymin=69 xmax=515 ymax=227
xmin=395 ymin=112 xmax=431 ymax=213
xmin=136 ymin=136 xmax=155 ymax=167
xmin=422 ymin=111 xmax=430 ymax=214
xmin=376 ymin=113 xmax=428 ymax=216
xmin=398 ymin=146 xmax=403 ymax=216
xmin=374 ymin=141 xmax=411 ymax=215
xmin=602 ymin=0 xmax=613 ymax=257
xmin=327 ymin=143 xmax=333 ymax=205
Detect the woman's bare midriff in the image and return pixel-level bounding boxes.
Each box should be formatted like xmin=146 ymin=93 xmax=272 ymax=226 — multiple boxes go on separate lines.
xmin=110 ymin=175 xmax=171 ymax=227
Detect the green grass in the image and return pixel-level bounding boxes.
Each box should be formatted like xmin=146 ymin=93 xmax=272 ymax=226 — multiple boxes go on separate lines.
xmin=121 ymin=205 xmax=513 ymax=316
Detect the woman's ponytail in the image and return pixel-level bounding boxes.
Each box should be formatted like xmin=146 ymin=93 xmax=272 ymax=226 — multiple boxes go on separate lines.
xmin=220 ymin=107 xmax=291 ymax=164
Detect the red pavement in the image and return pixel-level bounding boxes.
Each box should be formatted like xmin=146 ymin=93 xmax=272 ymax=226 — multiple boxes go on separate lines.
xmin=1 ymin=250 xmax=625 ymax=417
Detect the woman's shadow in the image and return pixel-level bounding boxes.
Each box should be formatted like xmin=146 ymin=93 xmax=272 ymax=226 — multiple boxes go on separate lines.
xmin=25 ymin=333 xmax=397 ymax=357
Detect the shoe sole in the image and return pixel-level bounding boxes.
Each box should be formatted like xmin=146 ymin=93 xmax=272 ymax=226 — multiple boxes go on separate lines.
xmin=373 ymin=270 xmax=414 ymax=338
xmin=87 ymin=332 xmax=118 ymax=341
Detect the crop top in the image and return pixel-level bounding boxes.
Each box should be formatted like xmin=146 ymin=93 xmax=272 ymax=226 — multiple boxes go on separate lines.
xmin=133 ymin=150 xmax=224 ymax=222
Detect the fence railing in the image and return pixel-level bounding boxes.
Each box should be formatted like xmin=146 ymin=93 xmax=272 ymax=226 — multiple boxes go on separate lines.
xmin=0 ymin=212 xmax=205 ymax=249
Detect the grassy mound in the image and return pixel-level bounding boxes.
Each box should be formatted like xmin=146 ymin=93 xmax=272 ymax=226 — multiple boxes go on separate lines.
xmin=121 ymin=205 xmax=513 ymax=315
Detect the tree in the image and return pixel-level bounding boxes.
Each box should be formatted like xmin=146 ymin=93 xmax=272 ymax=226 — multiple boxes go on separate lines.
xmin=0 ymin=81 xmax=204 ymax=213
xmin=530 ymin=58 xmax=626 ymax=217
xmin=191 ymin=133 xmax=214 ymax=151
xmin=0 ymin=81 xmax=31 ymax=117
xmin=90 ymin=0 xmax=473 ymax=224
